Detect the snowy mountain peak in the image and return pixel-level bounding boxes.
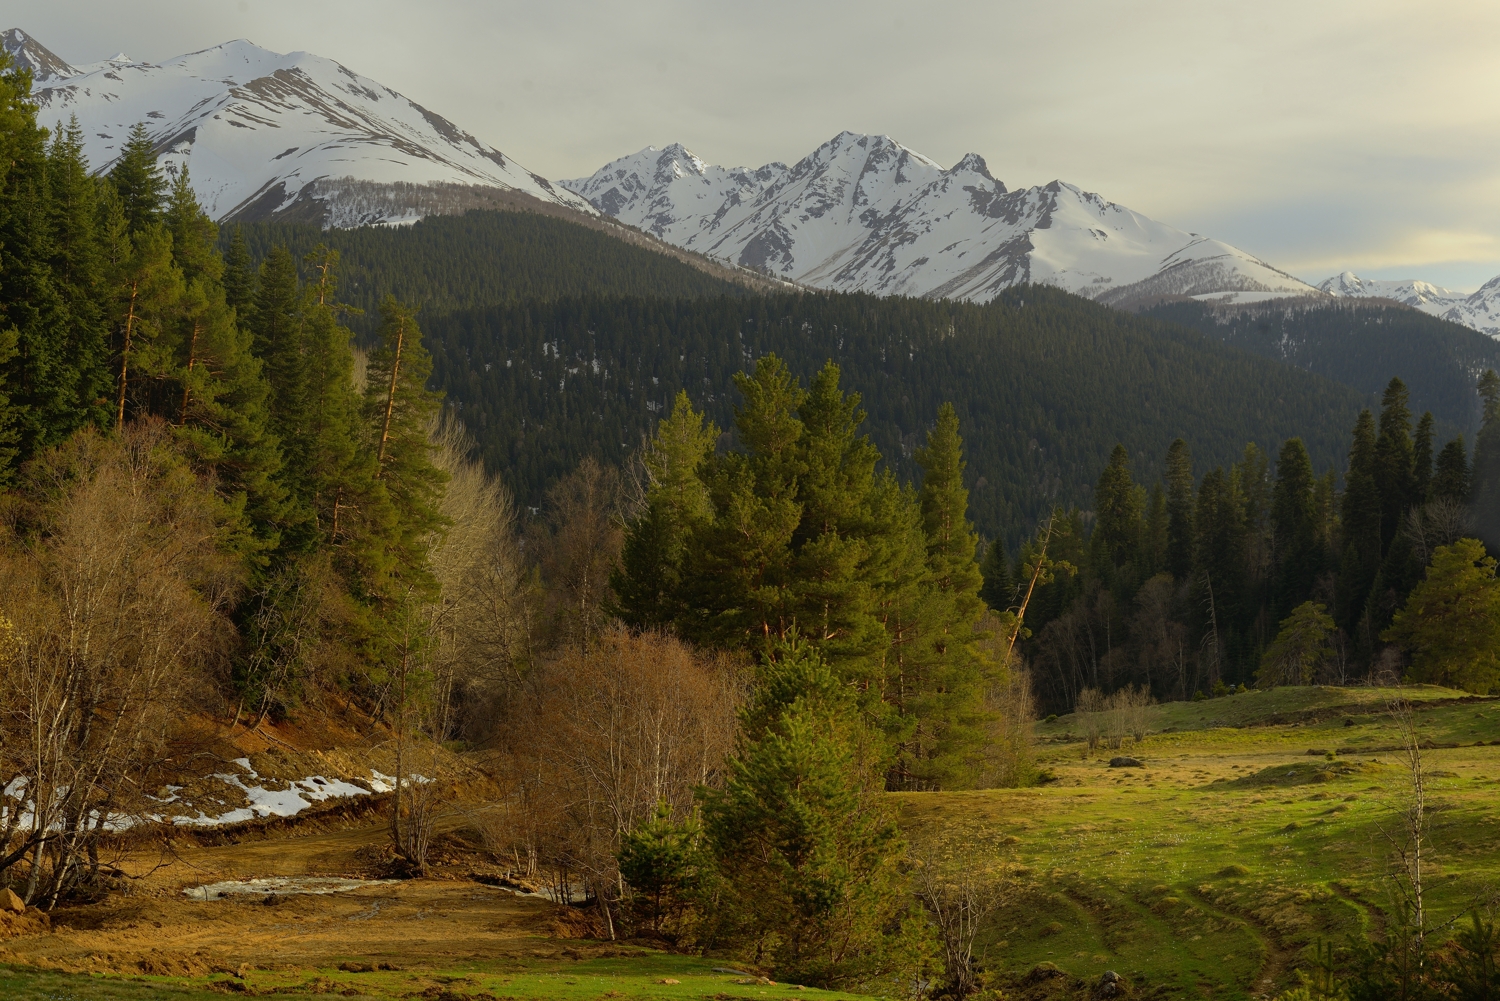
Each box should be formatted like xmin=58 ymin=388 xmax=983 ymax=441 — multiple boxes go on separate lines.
xmin=564 ymin=134 xmax=1320 ymax=305
xmin=2 ymin=28 xmax=78 ymax=82
xmin=1316 ymin=271 xmax=1464 ymax=306
xmin=11 ymin=30 xmax=591 ymax=227
xmin=1320 ymin=270 xmax=1500 ymax=339
xmin=948 ymin=152 xmax=997 ymax=180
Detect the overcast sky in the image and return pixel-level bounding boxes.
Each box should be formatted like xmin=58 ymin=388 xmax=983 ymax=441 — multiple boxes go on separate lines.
xmin=11 ymin=0 xmax=1500 ymax=290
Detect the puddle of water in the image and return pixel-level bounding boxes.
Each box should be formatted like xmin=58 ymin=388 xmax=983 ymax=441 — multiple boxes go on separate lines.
xmin=183 ymin=876 xmax=399 ymax=900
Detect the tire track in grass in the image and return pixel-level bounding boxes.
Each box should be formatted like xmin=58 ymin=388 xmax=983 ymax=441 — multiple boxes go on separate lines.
xmin=1180 ymin=881 xmax=1290 ymax=999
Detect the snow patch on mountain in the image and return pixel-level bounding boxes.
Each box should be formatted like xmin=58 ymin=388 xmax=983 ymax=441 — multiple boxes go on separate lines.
xmin=1318 ymin=271 xmax=1500 ymax=338
xmin=3 ymin=29 xmax=592 ymax=226
xmin=563 ymin=133 xmax=1321 ymax=305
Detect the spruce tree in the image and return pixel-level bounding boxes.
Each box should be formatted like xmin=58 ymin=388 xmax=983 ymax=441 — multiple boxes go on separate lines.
xmin=1433 ymin=436 xmax=1470 ymax=504
xmin=1240 ymin=442 xmax=1272 ymax=584
xmin=107 ymin=221 xmax=183 ymax=429
xmin=680 ymin=355 xmax=805 ymax=651
xmin=108 ymin=122 xmax=165 ymax=233
xmin=1413 ymin=411 xmax=1435 ymax=504
xmin=907 ymin=402 xmax=990 ymax=787
xmin=1472 ymin=370 xmax=1500 ymax=549
xmin=1143 ymin=482 xmax=1168 ymax=578
xmin=222 ymin=225 xmax=257 ymax=321
xmin=789 ymin=362 xmax=886 ymax=669
xmin=0 ymin=54 xmax=72 ymax=463
xmin=1092 ymin=443 xmax=1143 ymax=578
xmin=1374 ymin=377 xmax=1416 ymax=552
xmin=163 ymin=181 xmax=288 ymax=558
xmin=1271 ymin=438 xmax=1319 ymax=621
xmin=1164 ymin=437 xmax=1195 ymax=581
xmin=613 ymin=390 xmax=718 ymax=629
xmin=173 ymin=273 xmax=288 ymax=558
xmin=43 ymin=118 xmax=111 ymax=442
xmin=979 ymin=536 xmax=1015 ymax=611
xmin=701 ymin=635 xmax=913 ymax=986
xmin=1194 ymin=467 xmax=1247 ymax=681
xmin=164 ymin=166 xmax=220 ymax=286
xmin=250 ymin=246 xmax=305 ymax=435
xmin=364 ymin=295 xmax=446 ymax=595
xmin=289 ymin=245 xmax=370 ymax=548
xmin=1337 ymin=409 xmax=1382 ymax=638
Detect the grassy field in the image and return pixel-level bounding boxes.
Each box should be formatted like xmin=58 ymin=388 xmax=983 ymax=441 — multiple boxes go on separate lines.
xmin=0 ymin=953 xmax=876 ymax=1001
xmin=1 ymin=685 xmax=1495 ymax=1001
xmin=901 ymin=684 xmax=1500 ymax=999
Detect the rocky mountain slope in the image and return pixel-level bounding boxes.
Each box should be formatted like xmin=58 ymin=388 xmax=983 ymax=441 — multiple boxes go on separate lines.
xmin=2 ymin=28 xmax=591 ymax=226
xmin=1318 ymin=270 xmax=1500 ymax=338
xmin=561 ymin=132 xmax=1323 ymax=305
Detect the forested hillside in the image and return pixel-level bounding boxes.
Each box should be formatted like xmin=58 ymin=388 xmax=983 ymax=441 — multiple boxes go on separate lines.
xmin=1147 ymin=298 xmax=1500 ymax=432
xmin=1006 ymin=373 xmax=1500 ymax=710
xmin=427 ymin=288 xmax=1370 ymax=543
xmin=224 ymin=209 xmax=749 ymax=334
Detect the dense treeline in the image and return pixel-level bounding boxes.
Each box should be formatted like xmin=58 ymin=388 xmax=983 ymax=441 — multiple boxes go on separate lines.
xmin=224 ymin=209 xmax=747 ymax=335
xmin=612 ymin=377 xmax=1003 ymax=791
xmin=1148 ymin=298 xmax=1500 ymax=432
xmin=425 ymin=289 xmax=1369 ymax=545
xmin=1007 ymin=374 xmax=1500 ymax=711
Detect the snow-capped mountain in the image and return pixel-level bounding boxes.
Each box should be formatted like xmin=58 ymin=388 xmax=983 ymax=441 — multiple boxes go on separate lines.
xmin=1318 ymin=271 xmax=1500 ymax=338
xmin=562 ymin=132 xmax=1322 ymax=305
xmin=3 ymin=28 xmax=591 ymax=226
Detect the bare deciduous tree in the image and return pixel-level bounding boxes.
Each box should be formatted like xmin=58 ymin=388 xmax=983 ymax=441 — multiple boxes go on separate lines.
xmin=0 ymin=422 xmax=239 ymax=906
xmin=481 ymin=629 xmax=743 ymax=936
xmin=1075 ymin=687 xmax=1105 ymax=752
xmin=1381 ymin=696 xmax=1431 ymax=971
xmin=913 ymin=849 xmax=1006 ymax=998
xmin=527 ymin=458 xmax=628 ymax=649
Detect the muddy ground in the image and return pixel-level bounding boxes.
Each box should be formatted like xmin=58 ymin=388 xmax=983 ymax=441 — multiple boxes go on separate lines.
xmin=0 ymin=805 xmax=594 ymax=979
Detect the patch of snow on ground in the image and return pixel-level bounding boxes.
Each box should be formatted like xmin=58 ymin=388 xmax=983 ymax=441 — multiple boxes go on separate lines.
xmin=184 ymin=876 xmax=398 ymax=900
xmin=154 ymin=763 xmax=402 ymax=826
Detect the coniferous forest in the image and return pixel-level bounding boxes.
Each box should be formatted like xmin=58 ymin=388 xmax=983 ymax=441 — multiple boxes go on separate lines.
xmin=6 ymin=49 xmax=1500 ymax=997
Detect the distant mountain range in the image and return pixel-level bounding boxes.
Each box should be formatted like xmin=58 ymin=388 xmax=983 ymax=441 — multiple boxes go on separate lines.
xmin=560 ymin=134 xmax=1323 ymax=307
xmin=8 ymin=27 xmax=1500 ymax=341
xmin=1317 ymin=271 xmax=1500 ymax=339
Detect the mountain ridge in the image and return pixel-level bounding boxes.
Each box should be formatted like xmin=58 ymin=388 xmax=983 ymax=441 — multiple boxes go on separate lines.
xmin=1318 ymin=270 xmax=1500 ymax=339
xmin=561 ymin=133 xmax=1325 ymax=306
xmin=2 ymin=29 xmax=592 ymax=227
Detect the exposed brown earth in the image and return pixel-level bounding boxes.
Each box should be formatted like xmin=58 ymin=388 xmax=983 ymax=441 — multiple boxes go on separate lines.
xmin=0 ymin=804 xmax=579 ymax=978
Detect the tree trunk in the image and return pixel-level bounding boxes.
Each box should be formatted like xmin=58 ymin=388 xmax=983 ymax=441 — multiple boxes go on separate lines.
xmin=116 ymin=282 xmax=140 ymax=430
xmin=376 ymin=316 xmax=406 ymax=475
xmin=178 ymin=319 xmax=200 ymax=425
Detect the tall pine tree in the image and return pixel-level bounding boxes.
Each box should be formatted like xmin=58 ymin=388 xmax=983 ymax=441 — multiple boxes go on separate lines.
xmin=1434 ymin=436 xmax=1470 ymax=504
xmin=1413 ymin=410 xmax=1435 ymax=505
xmin=613 ymin=390 xmax=718 ymax=629
xmin=1374 ymin=377 xmax=1416 ymax=552
xmin=1164 ymin=437 xmax=1195 ymax=581
xmin=1472 ymin=369 xmax=1500 ymax=550
xmin=1337 ymin=409 xmax=1382 ymax=639
xmin=905 ymin=402 xmax=990 ymax=788
xmin=108 ymin=122 xmax=165 ymax=234
xmin=1271 ymin=438 xmax=1320 ymax=622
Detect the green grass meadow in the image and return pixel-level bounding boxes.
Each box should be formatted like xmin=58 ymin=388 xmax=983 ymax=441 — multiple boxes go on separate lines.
xmin=901 ymin=685 xmax=1500 ymax=998
xmin=4 ymin=685 xmax=1496 ymax=1001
